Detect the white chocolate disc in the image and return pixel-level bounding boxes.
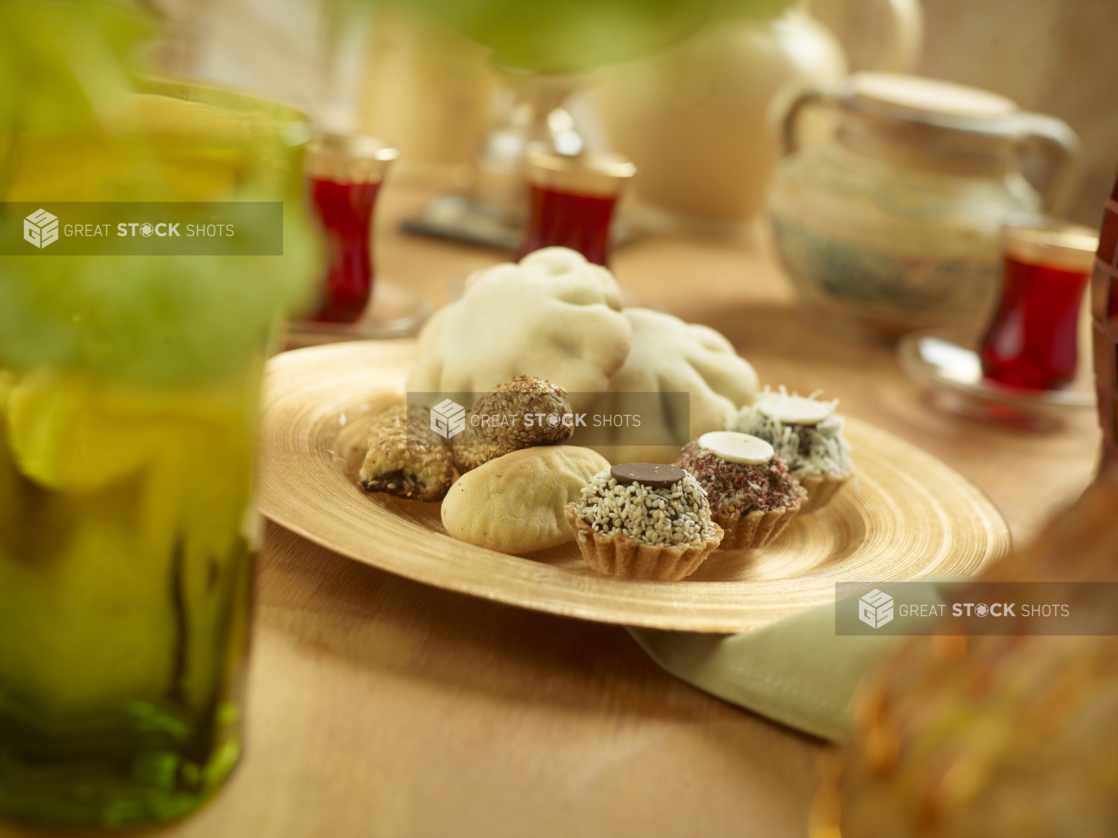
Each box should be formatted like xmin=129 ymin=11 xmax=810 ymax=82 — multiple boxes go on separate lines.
xmin=698 ymin=432 xmax=774 ymax=465
xmin=756 ymin=393 xmax=834 ymax=425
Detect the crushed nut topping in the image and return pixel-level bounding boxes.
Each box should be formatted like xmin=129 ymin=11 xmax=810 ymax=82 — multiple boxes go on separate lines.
xmin=730 ymin=387 xmax=852 ymax=479
xmin=677 ymin=441 xmax=806 ymax=515
xmin=572 ymin=469 xmax=718 ymax=546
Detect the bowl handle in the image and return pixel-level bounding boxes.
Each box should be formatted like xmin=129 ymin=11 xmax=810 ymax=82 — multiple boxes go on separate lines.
xmin=778 ymin=87 xmax=839 ymax=156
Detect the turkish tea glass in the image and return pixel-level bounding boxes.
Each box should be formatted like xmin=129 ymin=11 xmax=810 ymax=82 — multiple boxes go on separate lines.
xmin=306 ymin=134 xmax=398 ymax=323
xmin=516 ymin=145 xmax=635 ymax=267
xmin=979 ymin=218 xmax=1098 ymax=391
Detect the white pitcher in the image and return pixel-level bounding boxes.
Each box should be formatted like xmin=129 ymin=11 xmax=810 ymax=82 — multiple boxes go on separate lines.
xmin=594 ymin=0 xmax=923 ymax=235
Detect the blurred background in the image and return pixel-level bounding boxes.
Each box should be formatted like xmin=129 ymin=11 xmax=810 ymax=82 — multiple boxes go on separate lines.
xmin=143 ymin=0 xmax=1118 ymax=227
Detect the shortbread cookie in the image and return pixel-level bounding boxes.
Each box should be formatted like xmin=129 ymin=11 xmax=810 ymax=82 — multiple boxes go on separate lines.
xmin=451 ymin=376 xmax=574 ymax=472
xmin=358 ymin=404 xmax=456 ymax=502
xmin=441 ymin=445 xmax=610 ymax=554
xmin=407 ymin=248 xmax=632 ymax=413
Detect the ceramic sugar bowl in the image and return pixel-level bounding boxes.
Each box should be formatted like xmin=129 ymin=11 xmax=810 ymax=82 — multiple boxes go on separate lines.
xmin=769 ymin=73 xmax=1082 ymax=342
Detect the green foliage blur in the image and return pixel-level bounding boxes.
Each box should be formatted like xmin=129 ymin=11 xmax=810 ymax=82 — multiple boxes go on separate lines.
xmin=395 ymin=0 xmax=726 ymax=74
xmin=0 ymin=0 xmax=319 ymax=388
xmin=0 ymin=0 xmax=154 ymax=136
xmin=383 ymin=0 xmax=796 ymax=73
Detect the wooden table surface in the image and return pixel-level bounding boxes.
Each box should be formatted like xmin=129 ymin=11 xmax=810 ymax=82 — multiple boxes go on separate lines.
xmin=2 ymin=185 xmax=1101 ymax=838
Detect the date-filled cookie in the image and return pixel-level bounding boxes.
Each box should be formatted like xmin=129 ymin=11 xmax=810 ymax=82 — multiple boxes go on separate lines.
xmin=358 ymin=404 xmax=456 ymax=502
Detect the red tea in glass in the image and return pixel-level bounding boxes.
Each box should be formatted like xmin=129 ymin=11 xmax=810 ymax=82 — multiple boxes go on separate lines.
xmin=517 ymin=146 xmax=635 ymax=267
xmin=518 ymin=184 xmax=618 ymax=266
xmin=309 ymin=176 xmax=382 ymax=322
xmin=304 ymin=134 xmax=398 ymax=323
xmin=979 ymin=219 xmax=1098 ymax=391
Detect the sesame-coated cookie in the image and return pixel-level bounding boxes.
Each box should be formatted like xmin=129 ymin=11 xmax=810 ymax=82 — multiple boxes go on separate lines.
xmin=358 ymin=404 xmax=456 ymax=502
xmin=451 ymin=376 xmax=574 ymax=472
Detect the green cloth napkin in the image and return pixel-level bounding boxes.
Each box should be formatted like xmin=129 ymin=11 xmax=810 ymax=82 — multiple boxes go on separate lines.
xmin=627 ymin=578 xmax=964 ymax=741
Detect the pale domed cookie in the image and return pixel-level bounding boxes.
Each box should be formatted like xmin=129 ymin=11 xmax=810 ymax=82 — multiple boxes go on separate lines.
xmin=584 ymin=308 xmax=759 ymax=464
xmin=407 ymin=248 xmax=632 ymax=413
xmin=441 ymin=445 xmax=610 ymax=554
xmin=469 ymin=247 xmax=622 ymax=305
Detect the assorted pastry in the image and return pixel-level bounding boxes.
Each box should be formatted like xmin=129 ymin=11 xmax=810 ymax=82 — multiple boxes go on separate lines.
xmin=451 ymin=375 xmax=573 ymax=472
xmin=443 ymin=445 xmax=609 ymax=554
xmin=729 ymin=387 xmax=853 ymax=513
xmin=565 ymin=463 xmax=723 ymax=581
xmin=676 ymin=431 xmax=806 ymax=550
xmin=356 ymin=247 xmax=857 ymax=577
xmin=358 ymin=404 xmax=456 ymax=502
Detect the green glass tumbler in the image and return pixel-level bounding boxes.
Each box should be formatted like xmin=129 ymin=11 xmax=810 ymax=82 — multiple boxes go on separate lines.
xmin=0 ymin=80 xmax=316 ymax=826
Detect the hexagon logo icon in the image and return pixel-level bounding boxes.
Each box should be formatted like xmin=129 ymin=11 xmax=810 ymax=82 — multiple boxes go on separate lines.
xmin=858 ymin=588 xmax=894 ymax=629
xmin=430 ymin=399 xmax=466 ymax=440
xmin=24 ymin=209 xmax=59 ymax=249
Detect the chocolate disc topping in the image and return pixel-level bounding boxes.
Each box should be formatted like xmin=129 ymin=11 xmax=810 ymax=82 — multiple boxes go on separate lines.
xmin=610 ymin=463 xmax=686 ymax=487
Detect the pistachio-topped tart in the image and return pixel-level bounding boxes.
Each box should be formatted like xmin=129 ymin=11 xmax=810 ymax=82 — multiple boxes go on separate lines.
xmin=730 ymin=388 xmax=853 ymax=513
xmin=565 ymin=463 xmax=723 ymax=581
xmin=676 ymin=431 xmax=806 ymax=550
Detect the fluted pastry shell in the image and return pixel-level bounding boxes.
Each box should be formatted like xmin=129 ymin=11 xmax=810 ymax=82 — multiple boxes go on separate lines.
xmin=565 ymin=504 xmax=723 ymax=581
xmin=796 ymin=470 xmax=853 ymax=514
xmin=711 ymin=501 xmax=802 ymax=551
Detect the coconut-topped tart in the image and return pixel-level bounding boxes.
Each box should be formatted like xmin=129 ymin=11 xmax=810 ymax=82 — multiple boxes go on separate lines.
xmin=676 ymin=431 xmax=806 ymax=550
xmin=730 ymin=387 xmax=853 ymax=513
xmin=564 ymin=463 xmax=723 ymax=581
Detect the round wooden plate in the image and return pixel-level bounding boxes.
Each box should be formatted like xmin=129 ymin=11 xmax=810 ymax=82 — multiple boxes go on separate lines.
xmin=258 ymin=341 xmax=1011 ymax=633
